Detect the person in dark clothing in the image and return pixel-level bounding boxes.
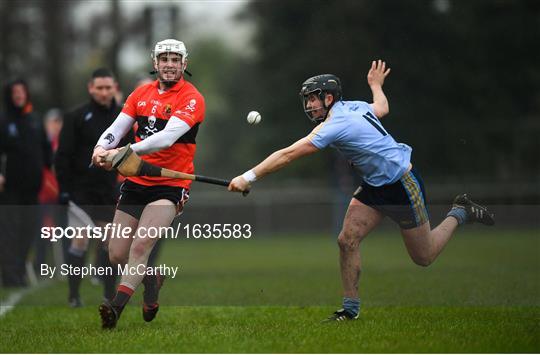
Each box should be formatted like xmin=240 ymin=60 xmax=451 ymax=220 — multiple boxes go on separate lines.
xmin=55 ymin=68 xmax=132 ymax=307
xmin=35 ymin=109 xmax=63 ymax=273
xmin=0 ymin=79 xmax=52 ymax=287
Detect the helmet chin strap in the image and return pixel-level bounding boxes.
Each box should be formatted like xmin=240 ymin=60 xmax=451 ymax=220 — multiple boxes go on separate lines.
xmin=319 ymin=94 xmax=338 ymax=121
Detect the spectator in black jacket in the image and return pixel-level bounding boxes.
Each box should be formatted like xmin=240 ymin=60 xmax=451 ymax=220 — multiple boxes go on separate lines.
xmin=55 ymin=68 xmax=132 ymax=307
xmin=0 ymin=79 xmax=52 ymax=287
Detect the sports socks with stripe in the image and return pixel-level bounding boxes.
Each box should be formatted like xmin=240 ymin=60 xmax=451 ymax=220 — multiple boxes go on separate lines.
xmin=447 ymin=207 xmax=467 ymax=225
xmin=110 ymin=284 xmax=135 ymax=312
xmin=343 ymin=297 xmax=360 ymax=316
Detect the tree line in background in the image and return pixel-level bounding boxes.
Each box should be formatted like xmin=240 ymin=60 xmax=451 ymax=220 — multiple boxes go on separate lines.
xmin=1 ymin=0 xmax=538 ymax=187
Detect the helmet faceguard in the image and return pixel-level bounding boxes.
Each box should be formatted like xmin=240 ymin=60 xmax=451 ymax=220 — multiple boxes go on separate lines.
xmin=299 ymin=74 xmax=342 ymax=123
xmin=151 ymin=39 xmax=188 ymax=86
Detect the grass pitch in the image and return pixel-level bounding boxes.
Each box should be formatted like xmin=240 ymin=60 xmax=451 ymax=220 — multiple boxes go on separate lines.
xmin=1 ymin=229 xmax=539 ymax=353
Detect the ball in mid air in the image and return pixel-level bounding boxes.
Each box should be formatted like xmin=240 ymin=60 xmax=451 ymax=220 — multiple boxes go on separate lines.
xmin=247 ymin=111 xmax=261 ymax=125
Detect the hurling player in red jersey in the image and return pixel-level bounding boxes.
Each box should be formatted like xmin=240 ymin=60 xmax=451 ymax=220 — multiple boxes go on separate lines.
xmin=91 ymin=39 xmax=205 ymax=329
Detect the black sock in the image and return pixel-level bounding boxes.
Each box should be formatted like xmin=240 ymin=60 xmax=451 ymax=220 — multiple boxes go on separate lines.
xmin=67 ymin=247 xmax=85 ymax=300
xmin=142 ymin=274 xmax=158 ymax=305
xmin=110 ymin=285 xmax=134 ymax=312
xmin=102 ymin=273 xmax=117 ymax=302
xmin=97 ymin=247 xmax=116 ymax=301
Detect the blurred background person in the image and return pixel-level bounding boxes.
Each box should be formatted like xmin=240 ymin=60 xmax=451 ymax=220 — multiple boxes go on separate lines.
xmin=35 ymin=109 xmax=64 ymax=273
xmin=43 ymin=109 xmax=63 ymax=151
xmin=134 ymin=75 xmax=154 ymax=89
xmin=0 ymin=79 xmax=52 ymax=287
xmin=113 ymin=81 xmax=124 ymax=106
xmin=54 ymin=68 xmax=132 ymax=307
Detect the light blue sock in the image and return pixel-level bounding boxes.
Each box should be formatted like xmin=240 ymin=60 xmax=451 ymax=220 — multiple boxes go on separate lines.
xmin=447 ymin=207 xmax=467 ymax=225
xmin=343 ymin=297 xmax=360 ymax=316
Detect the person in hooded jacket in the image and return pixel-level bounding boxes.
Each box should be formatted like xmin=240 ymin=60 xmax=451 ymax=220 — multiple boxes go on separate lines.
xmin=0 ymin=79 xmax=52 ymax=287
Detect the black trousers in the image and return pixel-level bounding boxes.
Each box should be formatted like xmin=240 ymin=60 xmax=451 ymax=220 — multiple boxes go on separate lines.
xmin=0 ymin=192 xmax=41 ymax=287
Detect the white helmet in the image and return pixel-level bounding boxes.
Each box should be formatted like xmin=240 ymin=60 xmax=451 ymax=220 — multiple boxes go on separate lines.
xmin=151 ymin=39 xmax=188 ymax=66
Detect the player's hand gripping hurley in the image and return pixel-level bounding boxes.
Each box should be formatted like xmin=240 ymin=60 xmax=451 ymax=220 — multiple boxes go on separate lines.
xmin=101 ymin=144 xmax=249 ymax=196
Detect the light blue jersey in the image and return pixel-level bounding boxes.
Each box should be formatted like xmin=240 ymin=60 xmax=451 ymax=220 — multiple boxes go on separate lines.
xmin=308 ymin=101 xmax=412 ymax=187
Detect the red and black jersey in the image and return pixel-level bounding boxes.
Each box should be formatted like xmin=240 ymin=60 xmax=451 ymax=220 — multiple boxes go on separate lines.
xmin=121 ymin=78 xmax=205 ymax=189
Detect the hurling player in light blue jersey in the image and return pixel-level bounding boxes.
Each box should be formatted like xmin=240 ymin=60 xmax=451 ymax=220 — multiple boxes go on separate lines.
xmin=229 ymin=60 xmax=494 ymax=322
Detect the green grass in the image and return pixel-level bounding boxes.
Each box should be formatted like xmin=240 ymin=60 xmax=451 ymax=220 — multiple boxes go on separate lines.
xmin=1 ymin=229 xmax=539 ymax=353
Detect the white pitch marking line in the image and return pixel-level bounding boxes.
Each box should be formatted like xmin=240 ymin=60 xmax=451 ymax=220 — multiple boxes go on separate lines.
xmin=0 ymin=281 xmax=51 ymax=318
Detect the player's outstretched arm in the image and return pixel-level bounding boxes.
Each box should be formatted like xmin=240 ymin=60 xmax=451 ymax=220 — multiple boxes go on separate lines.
xmin=228 ymin=137 xmax=318 ymax=192
xmin=367 ymin=59 xmax=391 ymax=118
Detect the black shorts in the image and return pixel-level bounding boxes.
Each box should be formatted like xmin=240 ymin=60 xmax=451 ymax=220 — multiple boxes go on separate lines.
xmin=353 ymin=167 xmax=429 ymax=229
xmin=116 ymin=180 xmax=190 ymax=220
xmin=71 ymin=188 xmax=116 ymax=222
